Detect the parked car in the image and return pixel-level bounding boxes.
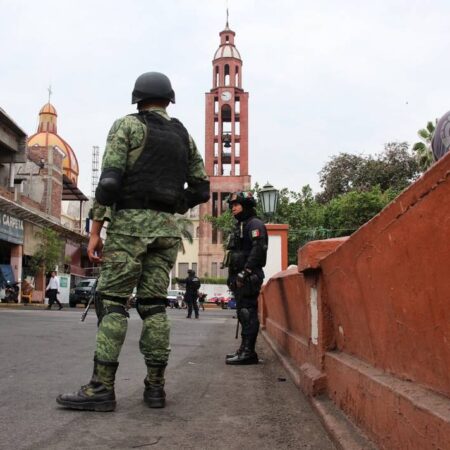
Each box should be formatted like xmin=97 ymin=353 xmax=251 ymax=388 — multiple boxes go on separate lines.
xmin=227 ymin=297 xmax=236 ymax=309
xmin=209 ymin=295 xmax=232 ymax=309
xmin=166 ymin=290 xmax=184 ymax=308
xmin=69 ymin=278 xmax=97 ymax=307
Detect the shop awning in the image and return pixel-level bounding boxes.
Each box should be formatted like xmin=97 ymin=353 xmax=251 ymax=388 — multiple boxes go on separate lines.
xmin=0 ymin=195 xmax=89 ymax=244
xmin=62 ymin=175 xmax=89 ymax=201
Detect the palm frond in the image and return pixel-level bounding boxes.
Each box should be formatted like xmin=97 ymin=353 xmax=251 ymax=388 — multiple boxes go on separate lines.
xmin=417 ymin=129 xmax=429 ymax=140
xmin=426 ymin=121 xmax=436 ymax=134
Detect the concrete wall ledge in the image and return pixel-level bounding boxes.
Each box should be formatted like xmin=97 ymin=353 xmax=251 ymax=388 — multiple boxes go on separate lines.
xmin=326 ymin=351 xmax=450 ymax=449
xmin=298 ymin=237 xmax=349 ymax=272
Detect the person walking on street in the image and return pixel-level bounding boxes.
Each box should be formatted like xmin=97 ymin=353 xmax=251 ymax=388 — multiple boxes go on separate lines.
xmin=182 ymin=269 xmax=201 ymax=318
xmin=56 ymin=72 xmax=210 ymax=412
xmin=198 ymin=292 xmax=206 ymax=311
xmin=46 ymin=271 xmax=62 ymax=310
xmin=223 ymin=192 xmax=268 ymax=365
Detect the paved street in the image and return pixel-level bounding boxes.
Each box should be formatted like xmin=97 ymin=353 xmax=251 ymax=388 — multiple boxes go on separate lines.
xmin=0 ymin=306 xmax=335 ymax=450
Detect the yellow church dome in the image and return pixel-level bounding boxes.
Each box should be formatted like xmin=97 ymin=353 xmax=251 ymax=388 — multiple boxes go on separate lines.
xmin=39 ymin=103 xmax=57 ymax=115
xmin=28 ymin=103 xmax=79 ymax=185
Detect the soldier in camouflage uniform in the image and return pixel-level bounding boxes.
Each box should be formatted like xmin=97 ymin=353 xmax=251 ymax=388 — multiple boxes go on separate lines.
xmin=57 ymin=72 xmax=210 ymax=412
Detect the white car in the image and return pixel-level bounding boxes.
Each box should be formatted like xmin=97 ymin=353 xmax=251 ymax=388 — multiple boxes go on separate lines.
xmin=167 ymin=290 xmax=184 ymax=308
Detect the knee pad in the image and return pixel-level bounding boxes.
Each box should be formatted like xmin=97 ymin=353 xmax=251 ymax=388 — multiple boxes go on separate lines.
xmin=95 ymin=293 xmax=130 ymax=325
xmin=136 ymin=298 xmax=167 ymax=320
xmin=238 ymin=307 xmax=250 ymax=327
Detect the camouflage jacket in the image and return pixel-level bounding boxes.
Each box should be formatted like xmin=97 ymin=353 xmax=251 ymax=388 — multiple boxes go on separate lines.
xmin=92 ymin=106 xmax=208 ymax=237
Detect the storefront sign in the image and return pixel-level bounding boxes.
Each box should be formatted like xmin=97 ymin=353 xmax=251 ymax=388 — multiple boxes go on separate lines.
xmin=0 ymin=211 xmax=24 ymax=244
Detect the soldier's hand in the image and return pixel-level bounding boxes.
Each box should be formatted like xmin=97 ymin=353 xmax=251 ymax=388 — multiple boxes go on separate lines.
xmin=88 ymin=234 xmax=103 ymax=263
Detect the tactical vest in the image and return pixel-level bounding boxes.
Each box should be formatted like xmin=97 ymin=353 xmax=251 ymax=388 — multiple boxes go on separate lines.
xmin=119 ymin=111 xmax=190 ymax=211
xmin=226 ymin=217 xmax=268 ymax=272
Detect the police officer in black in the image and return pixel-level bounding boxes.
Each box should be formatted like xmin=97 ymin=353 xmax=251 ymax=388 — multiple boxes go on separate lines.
xmin=182 ymin=269 xmax=201 ymax=319
xmin=224 ymin=191 xmax=268 ymax=365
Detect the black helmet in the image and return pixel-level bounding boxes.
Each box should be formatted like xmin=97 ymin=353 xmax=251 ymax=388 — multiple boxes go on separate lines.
xmin=132 ymin=72 xmax=176 ymax=104
xmin=431 ymin=111 xmax=450 ymax=161
xmin=227 ymin=191 xmax=257 ymax=208
xmin=187 ymin=269 xmax=195 ymax=275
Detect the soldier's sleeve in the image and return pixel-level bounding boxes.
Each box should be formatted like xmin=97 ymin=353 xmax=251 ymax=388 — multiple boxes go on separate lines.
xmin=245 ymin=220 xmax=268 ymax=270
xmin=91 ymin=201 xmax=111 ymax=222
xmin=92 ymin=117 xmax=138 ymax=218
xmin=182 ymin=135 xmax=210 ymax=208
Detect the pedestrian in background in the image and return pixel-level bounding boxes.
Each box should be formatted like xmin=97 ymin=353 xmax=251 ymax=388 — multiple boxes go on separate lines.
xmin=46 ymin=271 xmax=62 ymax=310
xmin=198 ymin=292 xmax=206 ymax=311
xmin=181 ymin=269 xmax=201 ymax=318
xmin=57 ymin=71 xmax=210 ymax=412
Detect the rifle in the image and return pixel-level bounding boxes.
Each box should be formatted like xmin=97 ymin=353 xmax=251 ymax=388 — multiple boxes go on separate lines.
xmin=81 ymin=280 xmax=97 ymax=322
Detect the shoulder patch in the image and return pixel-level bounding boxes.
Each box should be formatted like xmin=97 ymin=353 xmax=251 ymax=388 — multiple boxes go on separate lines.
xmin=251 ymin=229 xmax=260 ymax=238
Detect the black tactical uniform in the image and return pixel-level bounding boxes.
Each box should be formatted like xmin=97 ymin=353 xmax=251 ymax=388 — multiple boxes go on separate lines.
xmin=224 ymin=192 xmax=268 ymax=365
xmin=182 ymin=270 xmax=201 ymax=318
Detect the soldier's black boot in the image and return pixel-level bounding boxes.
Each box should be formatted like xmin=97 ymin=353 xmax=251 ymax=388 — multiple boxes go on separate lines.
xmin=225 ymin=338 xmax=245 ymax=360
xmin=226 ymin=337 xmax=258 ymax=365
xmin=56 ymin=359 xmax=118 ymax=412
xmin=144 ymin=362 xmax=167 ymax=408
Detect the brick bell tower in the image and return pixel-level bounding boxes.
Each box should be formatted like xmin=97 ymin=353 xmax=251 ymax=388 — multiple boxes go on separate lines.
xmin=198 ymin=17 xmax=251 ymax=278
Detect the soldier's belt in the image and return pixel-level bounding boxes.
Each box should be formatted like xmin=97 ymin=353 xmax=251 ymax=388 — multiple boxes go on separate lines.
xmin=116 ymin=199 xmax=175 ymax=214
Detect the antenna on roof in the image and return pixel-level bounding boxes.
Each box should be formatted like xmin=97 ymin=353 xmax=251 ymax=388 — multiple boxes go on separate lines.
xmin=91 ymin=146 xmax=100 ymax=198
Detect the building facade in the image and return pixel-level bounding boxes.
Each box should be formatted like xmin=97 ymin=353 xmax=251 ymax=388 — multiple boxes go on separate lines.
xmin=0 ymin=104 xmax=89 ymax=302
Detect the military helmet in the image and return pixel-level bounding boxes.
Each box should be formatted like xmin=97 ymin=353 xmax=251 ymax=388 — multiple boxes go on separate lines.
xmin=227 ymin=191 xmax=257 ymax=208
xmin=431 ymin=111 xmax=450 ymax=161
xmin=132 ymin=72 xmax=176 ymax=104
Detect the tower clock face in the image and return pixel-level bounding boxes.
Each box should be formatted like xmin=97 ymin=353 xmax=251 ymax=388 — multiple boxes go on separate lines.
xmin=221 ymin=91 xmax=232 ymax=101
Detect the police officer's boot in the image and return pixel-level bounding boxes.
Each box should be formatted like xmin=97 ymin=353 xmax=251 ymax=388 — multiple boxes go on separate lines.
xmin=225 ymin=337 xmax=258 ymax=365
xmin=225 ymin=338 xmax=245 ymax=360
xmin=56 ymin=359 xmax=118 ymax=412
xmin=144 ymin=362 xmax=167 ymax=408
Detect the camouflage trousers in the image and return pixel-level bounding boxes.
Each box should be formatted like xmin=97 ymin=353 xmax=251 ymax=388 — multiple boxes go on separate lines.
xmin=94 ymin=232 xmax=180 ymax=365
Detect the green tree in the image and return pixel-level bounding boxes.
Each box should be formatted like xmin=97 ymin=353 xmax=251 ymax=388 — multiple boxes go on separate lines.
xmin=317 ymin=142 xmax=419 ymax=202
xmin=323 ymin=186 xmax=397 ymax=236
xmin=412 ymin=120 xmax=436 ymax=171
xmin=29 ymin=228 xmax=64 ymax=275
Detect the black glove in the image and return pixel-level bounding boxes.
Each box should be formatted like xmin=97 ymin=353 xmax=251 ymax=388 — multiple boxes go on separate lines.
xmin=237 ymin=270 xmax=248 ymax=284
xmin=236 ymin=269 xmax=252 ymax=287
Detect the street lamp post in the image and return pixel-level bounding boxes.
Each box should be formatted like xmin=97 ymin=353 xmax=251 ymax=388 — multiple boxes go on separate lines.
xmin=258 ymin=182 xmax=279 ymax=222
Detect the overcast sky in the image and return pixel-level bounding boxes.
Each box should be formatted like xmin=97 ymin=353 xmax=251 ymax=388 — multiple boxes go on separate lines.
xmin=2 ymin=0 xmax=449 ymax=197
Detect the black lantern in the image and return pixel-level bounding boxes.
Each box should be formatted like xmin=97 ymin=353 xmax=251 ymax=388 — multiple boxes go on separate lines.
xmin=258 ymin=182 xmax=279 ymax=219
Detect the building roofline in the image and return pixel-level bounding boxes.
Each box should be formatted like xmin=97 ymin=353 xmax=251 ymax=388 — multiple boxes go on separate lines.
xmin=0 ymin=108 xmax=27 ymax=138
xmin=0 ymin=195 xmax=89 ymax=244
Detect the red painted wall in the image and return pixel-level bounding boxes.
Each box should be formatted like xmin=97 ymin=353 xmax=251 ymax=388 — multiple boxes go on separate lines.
xmin=321 ymin=154 xmax=450 ymax=397
xmin=260 ymin=153 xmax=450 ymax=449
